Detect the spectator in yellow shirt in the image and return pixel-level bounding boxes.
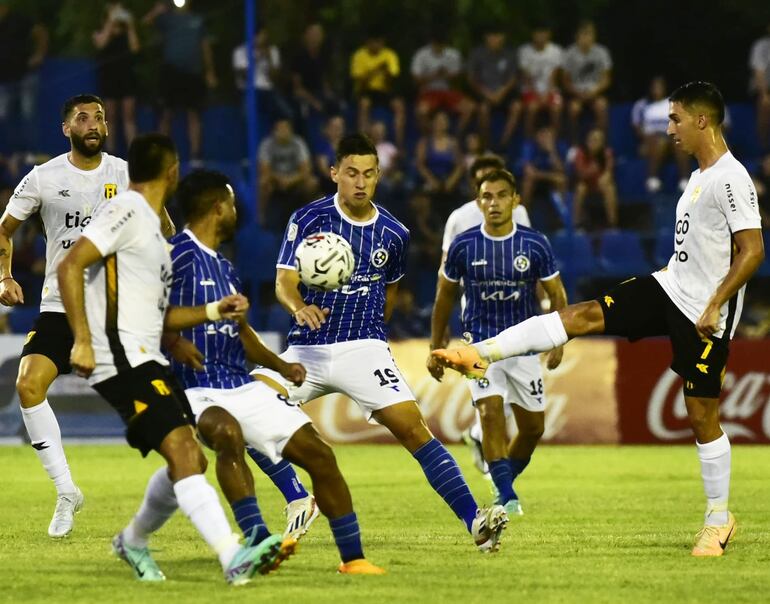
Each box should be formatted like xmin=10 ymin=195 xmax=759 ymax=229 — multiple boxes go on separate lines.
xmin=350 ymin=31 xmax=405 ymax=147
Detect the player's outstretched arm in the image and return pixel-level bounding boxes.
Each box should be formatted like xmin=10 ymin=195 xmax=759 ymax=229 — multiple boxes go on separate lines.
xmin=276 ymin=268 xmax=329 ymax=330
xmin=697 ymin=228 xmax=765 ymax=338
xmin=164 ymin=294 xmax=249 ymax=331
xmin=540 ymin=274 xmax=569 ymax=370
xmin=58 ymin=237 xmax=104 ymax=377
xmin=238 ymin=322 xmax=305 ymax=386
xmin=0 ymin=211 xmax=24 ymax=306
xmin=427 ymin=275 xmax=459 ymax=381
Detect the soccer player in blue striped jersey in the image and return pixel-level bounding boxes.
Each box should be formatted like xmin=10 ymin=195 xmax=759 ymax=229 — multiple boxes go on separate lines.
xmin=166 ymin=170 xmax=384 ymax=574
xmin=428 ymin=169 xmax=568 ymax=516
xmin=257 ymin=134 xmax=508 ymax=553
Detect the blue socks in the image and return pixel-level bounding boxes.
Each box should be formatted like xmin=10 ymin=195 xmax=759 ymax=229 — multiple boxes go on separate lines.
xmin=329 ymin=512 xmax=364 ymax=562
xmin=488 ymin=458 xmax=516 ymax=505
xmin=231 ymin=496 xmax=271 ymax=542
xmin=247 ymin=447 xmax=308 ymax=503
xmin=510 ymin=457 xmax=531 ymax=481
xmin=413 ymin=438 xmax=478 ymax=531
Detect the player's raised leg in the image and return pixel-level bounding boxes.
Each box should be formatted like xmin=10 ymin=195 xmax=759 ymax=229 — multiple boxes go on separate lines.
xmin=18 ymin=353 xmax=82 ymax=538
xmin=282 ymin=423 xmax=384 ymax=574
xmin=245 ymin=446 xmax=317 ymax=539
xmin=372 ymin=401 xmax=508 ymax=552
xmin=196 ymin=406 xmax=297 ymax=573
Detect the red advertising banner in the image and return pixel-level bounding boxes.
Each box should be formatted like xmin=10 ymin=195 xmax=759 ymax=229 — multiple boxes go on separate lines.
xmin=616 ymin=339 xmax=770 ymax=443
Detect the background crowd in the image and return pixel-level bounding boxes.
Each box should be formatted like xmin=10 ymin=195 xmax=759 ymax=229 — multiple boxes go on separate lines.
xmin=0 ymin=0 xmax=769 ymax=338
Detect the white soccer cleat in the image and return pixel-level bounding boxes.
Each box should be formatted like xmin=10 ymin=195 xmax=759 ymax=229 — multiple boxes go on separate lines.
xmin=48 ymin=488 xmax=84 ymax=538
xmin=472 ymin=504 xmax=508 ymax=553
xmin=284 ymin=494 xmax=319 ymax=541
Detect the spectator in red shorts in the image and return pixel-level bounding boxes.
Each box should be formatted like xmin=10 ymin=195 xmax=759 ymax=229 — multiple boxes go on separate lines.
xmin=571 ymin=128 xmax=618 ymax=229
xmin=467 ymin=26 xmax=521 ymax=149
xmin=518 ymin=24 xmax=563 ymax=137
xmin=562 ymin=21 xmax=612 ymax=144
xmin=411 ymin=30 xmax=475 ymax=134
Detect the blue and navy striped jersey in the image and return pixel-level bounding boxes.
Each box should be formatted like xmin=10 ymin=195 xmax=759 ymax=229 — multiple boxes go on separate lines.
xmin=167 ymin=229 xmax=251 ymax=390
xmin=443 ymin=224 xmax=558 ymax=343
xmin=277 ymin=194 xmax=410 ymax=345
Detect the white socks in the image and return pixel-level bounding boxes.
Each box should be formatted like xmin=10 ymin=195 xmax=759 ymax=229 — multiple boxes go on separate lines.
xmin=469 ymin=411 xmax=483 ymax=443
xmin=21 ymin=399 xmax=77 ymax=495
xmin=123 ymin=467 xmax=179 ymax=548
xmin=475 ymin=312 xmax=568 ymax=362
xmin=696 ymin=432 xmax=731 ymax=526
xmin=173 ymin=474 xmax=241 ymax=568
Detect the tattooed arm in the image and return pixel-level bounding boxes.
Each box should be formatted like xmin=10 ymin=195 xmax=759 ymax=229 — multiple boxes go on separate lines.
xmin=0 ymin=211 xmax=24 ymax=306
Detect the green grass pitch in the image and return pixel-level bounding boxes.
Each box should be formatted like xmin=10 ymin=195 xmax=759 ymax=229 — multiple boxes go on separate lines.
xmin=2 ymin=444 xmax=769 ymax=603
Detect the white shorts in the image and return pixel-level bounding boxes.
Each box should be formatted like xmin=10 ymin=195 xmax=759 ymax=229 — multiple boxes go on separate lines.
xmin=185 ymin=381 xmax=311 ymax=463
xmin=251 ymin=339 xmax=416 ymax=420
xmin=467 ymin=355 xmax=546 ymax=413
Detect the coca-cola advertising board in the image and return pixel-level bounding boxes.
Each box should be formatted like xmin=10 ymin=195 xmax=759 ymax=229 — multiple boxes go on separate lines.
xmin=616 ymin=339 xmax=770 ymax=443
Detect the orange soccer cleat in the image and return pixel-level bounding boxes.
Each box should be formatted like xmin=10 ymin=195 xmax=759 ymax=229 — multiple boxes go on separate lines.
xmin=337 ymin=559 xmax=387 ymax=575
xmin=431 ymin=346 xmax=489 ymax=380
xmin=691 ymin=512 xmax=736 ymax=557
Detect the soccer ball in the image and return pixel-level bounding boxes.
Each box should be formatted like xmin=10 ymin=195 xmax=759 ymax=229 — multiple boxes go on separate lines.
xmin=294 ymin=232 xmax=355 ymax=291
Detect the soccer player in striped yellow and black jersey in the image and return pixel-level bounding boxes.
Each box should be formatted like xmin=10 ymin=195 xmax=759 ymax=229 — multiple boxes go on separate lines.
xmin=434 ymin=81 xmax=765 ymax=557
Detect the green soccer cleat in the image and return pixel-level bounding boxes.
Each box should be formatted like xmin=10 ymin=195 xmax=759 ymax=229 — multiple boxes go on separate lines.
xmin=225 ymin=533 xmax=298 ymax=585
xmin=112 ymin=532 xmax=166 ymax=582
xmin=503 ymin=499 xmax=524 ymax=517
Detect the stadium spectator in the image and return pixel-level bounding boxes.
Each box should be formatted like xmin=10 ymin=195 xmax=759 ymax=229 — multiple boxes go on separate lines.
xmin=571 ymin=127 xmax=618 ymax=229
xmin=415 ymin=111 xmax=465 ymax=218
xmin=520 ymin=125 xmax=567 ymax=212
xmin=233 ymin=27 xmax=293 ymax=125
xmin=411 ymin=29 xmax=475 ymax=134
xmin=466 ymin=26 xmax=521 ymax=149
xmin=290 ymin=23 xmax=344 ymax=122
xmin=0 ymin=2 xmax=48 ymax=155
xmin=369 ymin=120 xmax=402 ymax=199
xmin=258 ymin=118 xmax=318 ymax=229
xmin=750 ymin=152 xmax=770 ymax=227
xmin=315 ymin=115 xmax=345 ymax=194
xmin=92 ymin=2 xmax=140 ymax=153
xmin=143 ymin=0 xmax=218 ymax=163
xmin=463 ymin=131 xmax=489 ymax=170
xmin=562 ymin=21 xmax=612 ymax=143
xmin=749 ymin=23 xmax=770 ymax=150
xmin=518 ymin=24 xmax=563 ymax=138
xmin=631 ymin=76 xmax=690 ymax=193
xmin=350 ymin=30 xmax=405 ymax=148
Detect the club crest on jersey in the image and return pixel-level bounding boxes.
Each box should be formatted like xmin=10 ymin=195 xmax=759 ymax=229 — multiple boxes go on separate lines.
xmin=104 ymin=183 xmax=118 ymax=199
xmin=513 ymin=255 xmax=530 ymax=272
xmin=371 ymin=247 xmax=389 ymax=268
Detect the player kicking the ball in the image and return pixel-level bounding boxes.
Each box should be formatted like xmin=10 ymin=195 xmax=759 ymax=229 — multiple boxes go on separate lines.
xmin=433 ymin=82 xmax=765 ymax=556
xmin=258 ymin=133 xmax=508 ymax=553
xmin=428 ymin=168 xmax=567 ymax=517
xmin=165 ymin=169 xmax=383 ymax=574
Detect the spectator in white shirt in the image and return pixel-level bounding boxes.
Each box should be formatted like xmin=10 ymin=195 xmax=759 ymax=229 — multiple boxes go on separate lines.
xmin=749 ymin=23 xmax=770 ymax=149
xmin=518 ymin=24 xmax=563 ymax=138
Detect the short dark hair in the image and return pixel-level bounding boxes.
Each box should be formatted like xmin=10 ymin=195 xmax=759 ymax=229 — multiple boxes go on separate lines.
xmin=469 ymin=154 xmax=505 ymax=186
xmin=478 ymin=168 xmax=517 ymax=193
xmin=669 ymin=81 xmax=725 ymax=126
xmin=177 ymin=170 xmax=231 ymax=222
xmin=128 ymin=133 xmax=177 ymax=183
xmin=335 ymin=133 xmax=378 ymax=165
xmin=61 ymin=94 xmax=105 ymax=121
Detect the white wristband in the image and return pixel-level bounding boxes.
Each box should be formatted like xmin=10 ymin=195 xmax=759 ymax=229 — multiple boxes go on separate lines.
xmin=205 ymin=301 xmax=222 ymax=321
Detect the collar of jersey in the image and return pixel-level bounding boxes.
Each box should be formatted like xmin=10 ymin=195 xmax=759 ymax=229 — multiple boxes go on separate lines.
xmin=481 ymin=222 xmax=516 ymax=241
xmin=334 ymin=193 xmax=379 ymax=226
xmin=696 ymin=150 xmax=732 ymax=175
xmin=183 ymin=228 xmax=218 ymax=258
xmin=64 ymin=152 xmax=106 ymax=175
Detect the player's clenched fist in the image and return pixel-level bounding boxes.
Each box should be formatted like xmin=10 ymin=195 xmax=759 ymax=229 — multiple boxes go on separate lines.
xmin=279 ymin=361 xmax=306 ymax=387
xmin=217 ymin=293 xmax=249 ymax=321
xmin=293 ymin=305 xmax=330 ymax=331
xmin=70 ymin=340 xmax=96 ymax=378
xmin=0 ymin=277 xmax=24 ymax=306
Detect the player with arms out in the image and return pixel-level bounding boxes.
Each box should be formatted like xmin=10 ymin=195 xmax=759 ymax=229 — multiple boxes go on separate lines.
xmin=429 ymin=169 xmax=567 ymax=516
xmin=58 ymin=134 xmax=285 ymax=584
xmin=0 ymin=94 xmax=127 ymax=537
xmin=433 ymin=81 xmax=765 ymax=556
xmin=166 ymin=169 xmax=383 ymax=574
xmin=262 ymin=133 xmax=508 ymax=553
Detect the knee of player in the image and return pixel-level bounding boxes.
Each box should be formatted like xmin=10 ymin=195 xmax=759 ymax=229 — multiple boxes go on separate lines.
xmin=16 ymin=373 xmax=49 ymax=403
xmin=519 ymin=417 xmax=545 ymax=441
xmin=198 ymin=407 xmax=244 ymax=452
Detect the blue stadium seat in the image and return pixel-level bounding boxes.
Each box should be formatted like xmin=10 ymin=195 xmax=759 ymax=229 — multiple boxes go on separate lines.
xmin=551 ymin=231 xmax=597 ymax=278
xmin=653 ymin=228 xmax=674 ymax=268
xmin=202 ymin=105 xmax=246 ymax=162
xmin=726 ymin=103 xmax=760 ymax=159
xmin=235 ymin=223 xmax=281 ymax=286
xmin=614 ymin=158 xmax=648 ymax=202
xmin=7 ymin=306 xmax=38 ymax=334
xmin=597 ymin=230 xmax=653 ymax=277
xmin=757 ymin=230 xmax=770 ymax=277
xmin=608 ymin=103 xmax=636 ymax=159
